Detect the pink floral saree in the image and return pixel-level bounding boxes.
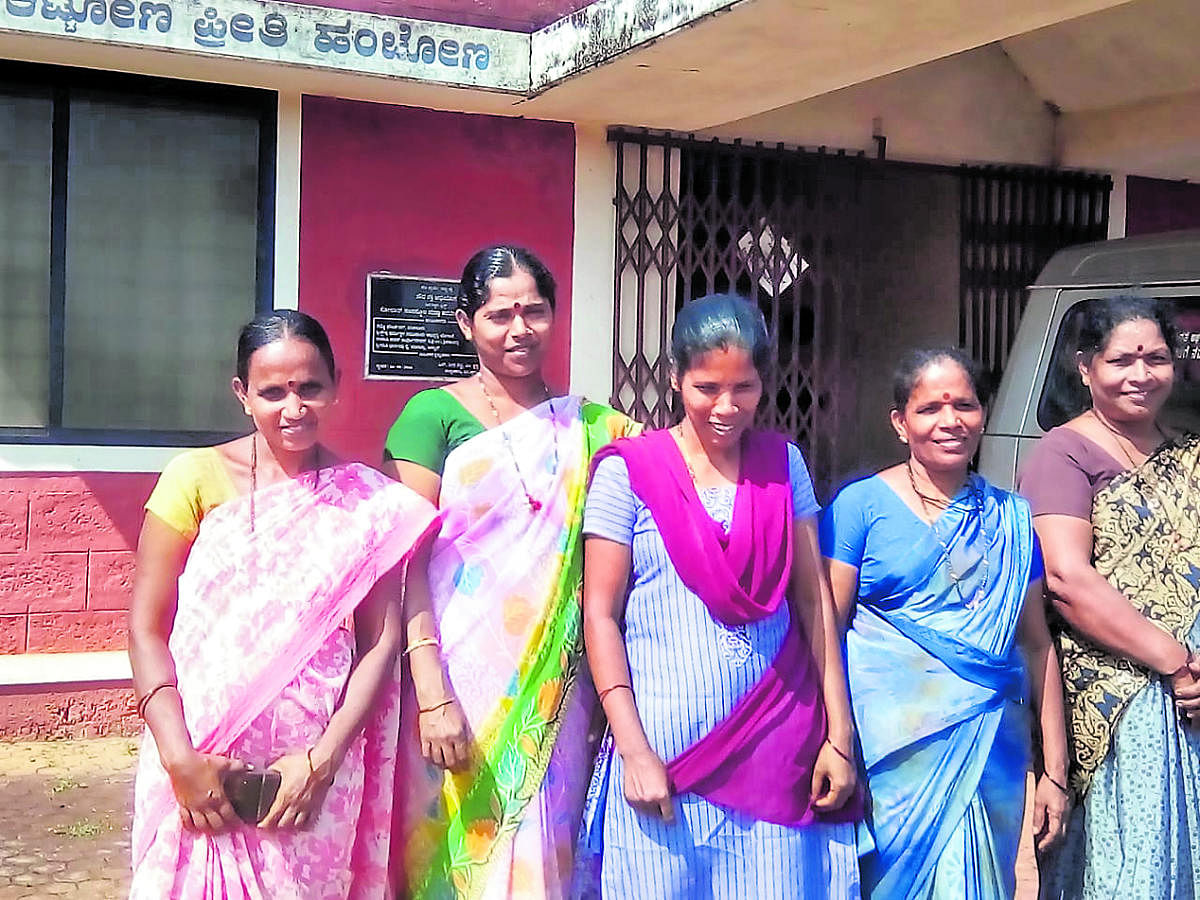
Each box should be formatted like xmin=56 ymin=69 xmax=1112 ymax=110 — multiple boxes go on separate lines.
xmin=131 ymin=462 xmax=438 ymax=900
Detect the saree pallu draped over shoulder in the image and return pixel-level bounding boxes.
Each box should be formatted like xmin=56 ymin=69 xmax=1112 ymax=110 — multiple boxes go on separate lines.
xmin=130 ymin=462 xmax=440 ymax=900
xmin=846 ymin=477 xmax=1036 ymax=900
xmin=1057 ymin=433 xmax=1200 ymax=796
xmin=591 ymin=428 xmax=862 ymax=828
xmin=396 ymin=397 xmax=637 ymax=900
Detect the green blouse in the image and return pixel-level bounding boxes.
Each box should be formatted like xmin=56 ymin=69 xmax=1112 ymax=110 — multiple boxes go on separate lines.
xmin=384 ymin=388 xmax=486 ymax=476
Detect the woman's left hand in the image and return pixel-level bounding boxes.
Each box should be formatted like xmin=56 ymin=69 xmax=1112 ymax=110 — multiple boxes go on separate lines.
xmin=810 ymin=741 xmax=857 ymax=812
xmin=1170 ymin=655 xmax=1200 ymax=727
xmin=1032 ymin=773 xmax=1070 ymax=852
xmin=260 ymin=750 xmax=333 ymax=830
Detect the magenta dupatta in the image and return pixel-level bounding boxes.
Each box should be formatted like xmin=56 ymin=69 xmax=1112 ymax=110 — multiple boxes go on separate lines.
xmin=592 ymin=429 xmax=860 ymax=826
xmin=130 ymin=463 xmax=439 ymax=899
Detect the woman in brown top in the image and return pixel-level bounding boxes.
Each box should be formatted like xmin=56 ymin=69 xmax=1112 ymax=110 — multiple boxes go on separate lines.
xmin=1018 ymin=296 xmax=1200 ymax=898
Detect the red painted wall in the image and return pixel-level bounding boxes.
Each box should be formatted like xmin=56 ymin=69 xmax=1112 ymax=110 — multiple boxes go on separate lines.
xmin=1126 ymin=175 xmax=1200 ymax=236
xmin=298 ymin=97 xmax=577 ymax=463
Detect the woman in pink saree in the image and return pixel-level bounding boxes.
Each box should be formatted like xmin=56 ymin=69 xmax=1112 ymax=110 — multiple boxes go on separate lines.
xmin=128 ymin=311 xmax=439 ymax=899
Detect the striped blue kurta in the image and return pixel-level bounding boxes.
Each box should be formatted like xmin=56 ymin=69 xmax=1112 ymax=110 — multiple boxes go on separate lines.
xmin=576 ymin=446 xmax=860 ymax=899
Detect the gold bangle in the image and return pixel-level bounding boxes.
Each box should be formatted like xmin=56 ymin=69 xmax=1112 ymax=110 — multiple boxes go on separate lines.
xmin=305 ymin=746 xmax=317 ymax=778
xmin=418 ymin=697 xmax=455 ymax=715
xmin=404 ymin=637 xmax=440 ymax=656
xmin=135 ymin=681 xmax=178 ymax=719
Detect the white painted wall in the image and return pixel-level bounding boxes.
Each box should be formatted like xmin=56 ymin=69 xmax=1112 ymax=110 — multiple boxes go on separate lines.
xmin=274 ymin=91 xmax=302 ymax=312
xmin=701 ymin=44 xmax=1055 ymax=168
xmin=1107 ymin=173 xmax=1128 ymax=239
xmin=1060 ymin=90 xmax=1200 ymax=182
xmin=569 ymin=123 xmax=617 ymax=404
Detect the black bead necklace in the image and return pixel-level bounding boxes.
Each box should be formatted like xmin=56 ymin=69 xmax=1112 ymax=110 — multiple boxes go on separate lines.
xmin=907 ymin=460 xmax=992 ymax=609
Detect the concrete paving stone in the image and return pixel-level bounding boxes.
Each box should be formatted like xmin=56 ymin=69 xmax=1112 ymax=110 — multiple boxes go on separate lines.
xmin=25 ymin=868 xmax=64 ymax=880
xmin=49 ymin=873 xmax=88 ymax=884
xmin=35 ymin=884 xmax=76 ymax=896
xmin=8 ymin=874 xmax=47 ymax=887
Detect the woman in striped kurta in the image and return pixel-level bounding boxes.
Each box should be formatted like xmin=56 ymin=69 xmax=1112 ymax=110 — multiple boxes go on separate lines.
xmin=576 ymin=294 xmax=862 ymax=899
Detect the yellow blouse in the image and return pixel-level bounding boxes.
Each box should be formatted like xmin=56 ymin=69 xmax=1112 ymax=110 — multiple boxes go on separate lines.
xmin=144 ymin=447 xmax=239 ymax=539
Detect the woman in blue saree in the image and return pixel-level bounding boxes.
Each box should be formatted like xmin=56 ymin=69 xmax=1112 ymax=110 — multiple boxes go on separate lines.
xmin=821 ymin=348 xmax=1070 ymax=898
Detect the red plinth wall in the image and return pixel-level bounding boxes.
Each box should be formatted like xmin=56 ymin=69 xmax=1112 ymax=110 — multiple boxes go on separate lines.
xmin=0 ymin=472 xmax=151 ymax=738
xmin=0 ymin=472 xmax=152 ymax=653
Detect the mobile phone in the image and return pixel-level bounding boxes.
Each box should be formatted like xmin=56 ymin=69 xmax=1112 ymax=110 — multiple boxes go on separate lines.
xmin=221 ymin=768 xmax=282 ymax=824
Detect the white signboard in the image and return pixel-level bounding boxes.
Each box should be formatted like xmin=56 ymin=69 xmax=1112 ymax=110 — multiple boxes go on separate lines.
xmin=0 ymin=0 xmax=529 ymax=91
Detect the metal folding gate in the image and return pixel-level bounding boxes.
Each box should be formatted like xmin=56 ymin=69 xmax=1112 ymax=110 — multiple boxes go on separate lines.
xmin=960 ymin=166 xmax=1111 ymax=375
xmin=610 ymin=130 xmax=1111 ymax=490
xmin=610 ymin=128 xmax=865 ymax=494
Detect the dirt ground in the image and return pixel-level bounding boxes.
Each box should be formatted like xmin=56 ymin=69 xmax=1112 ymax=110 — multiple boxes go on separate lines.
xmin=0 ymin=738 xmax=136 ymax=899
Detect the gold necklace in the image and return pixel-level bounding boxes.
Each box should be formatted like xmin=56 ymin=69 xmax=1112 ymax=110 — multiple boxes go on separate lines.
xmin=478 ymin=373 xmax=557 ymax=512
xmin=1088 ymin=408 xmax=1164 ymax=469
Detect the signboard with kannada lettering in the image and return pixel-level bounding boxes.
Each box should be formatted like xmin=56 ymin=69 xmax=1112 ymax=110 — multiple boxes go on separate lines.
xmin=365 ymin=273 xmax=476 ymax=380
xmin=0 ymin=0 xmax=528 ymax=92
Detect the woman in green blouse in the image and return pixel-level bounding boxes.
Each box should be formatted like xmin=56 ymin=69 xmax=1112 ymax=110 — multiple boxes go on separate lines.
xmin=384 ymin=245 xmax=637 ymax=899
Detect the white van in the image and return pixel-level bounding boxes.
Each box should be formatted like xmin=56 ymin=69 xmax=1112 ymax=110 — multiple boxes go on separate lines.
xmin=979 ymin=230 xmax=1200 ymax=491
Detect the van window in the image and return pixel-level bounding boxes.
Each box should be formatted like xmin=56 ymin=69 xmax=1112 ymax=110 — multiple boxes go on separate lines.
xmin=1036 ymin=298 xmax=1200 ymax=433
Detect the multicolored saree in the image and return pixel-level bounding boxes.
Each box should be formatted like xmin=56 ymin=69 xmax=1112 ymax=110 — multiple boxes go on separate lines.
xmin=1042 ymin=433 xmax=1200 ymax=898
xmin=131 ymin=463 xmax=439 ymax=900
xmin=1057 ymin=432 xmax=1200 ymax=795
xmin=397 ymin=396 xmax=637 ymax=900
xmin=825 ymin=474 xmax=1038 ymax=899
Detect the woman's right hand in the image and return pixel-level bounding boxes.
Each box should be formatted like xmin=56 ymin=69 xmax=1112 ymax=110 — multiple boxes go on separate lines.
xmin=419 ymin=698 xmax=472 ymax=770
xmin=164 ymin=750 xmax=245 ymax=833
xmin=621 ymin=748 xmax=675 ymax=823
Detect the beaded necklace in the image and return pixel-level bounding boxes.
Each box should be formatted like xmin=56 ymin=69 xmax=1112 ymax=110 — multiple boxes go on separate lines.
xmin=477 ymin=373 xmax=558 ymax=512
xmin=906 ymin=461 xmax=992 ymax=609
xmin=248 ymin=431 xmax=323 ymax=532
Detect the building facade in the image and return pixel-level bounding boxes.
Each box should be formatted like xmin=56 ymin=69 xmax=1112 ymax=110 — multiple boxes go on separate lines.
xmin=3 ymin=0 xmax=1200 ymax=735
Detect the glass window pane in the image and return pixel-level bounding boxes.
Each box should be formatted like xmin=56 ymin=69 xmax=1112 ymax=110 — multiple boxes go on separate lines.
xmin=63 ymin=96 xmax=259 ymax=432
xmin=0 ymin=88 xmax=52 ymax=427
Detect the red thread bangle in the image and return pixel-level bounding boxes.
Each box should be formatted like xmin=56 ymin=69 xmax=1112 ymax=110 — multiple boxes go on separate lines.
xmin=305 ymin=746 xmax=317 ymax=778
xmin=597 ymin=684 xmax=632 ymax=705
xmin=419 ymin=697 xmax=454 ymax=715
xmin=825 ymin=739 xmax=854 ymax=765
xmin=135 ymin=682 xmax=178 ymax=719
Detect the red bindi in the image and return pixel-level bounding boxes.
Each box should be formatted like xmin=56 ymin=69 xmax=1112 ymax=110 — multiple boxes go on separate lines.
xmin=942 ymin=392 xmax=951 ymax=401
xmin=1137 ymin=344 xmax=1144 ymax=352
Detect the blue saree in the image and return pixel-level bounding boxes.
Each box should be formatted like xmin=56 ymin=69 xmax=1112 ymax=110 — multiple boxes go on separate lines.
xmin=821 ymin=473 xmax=1040 ymax=899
